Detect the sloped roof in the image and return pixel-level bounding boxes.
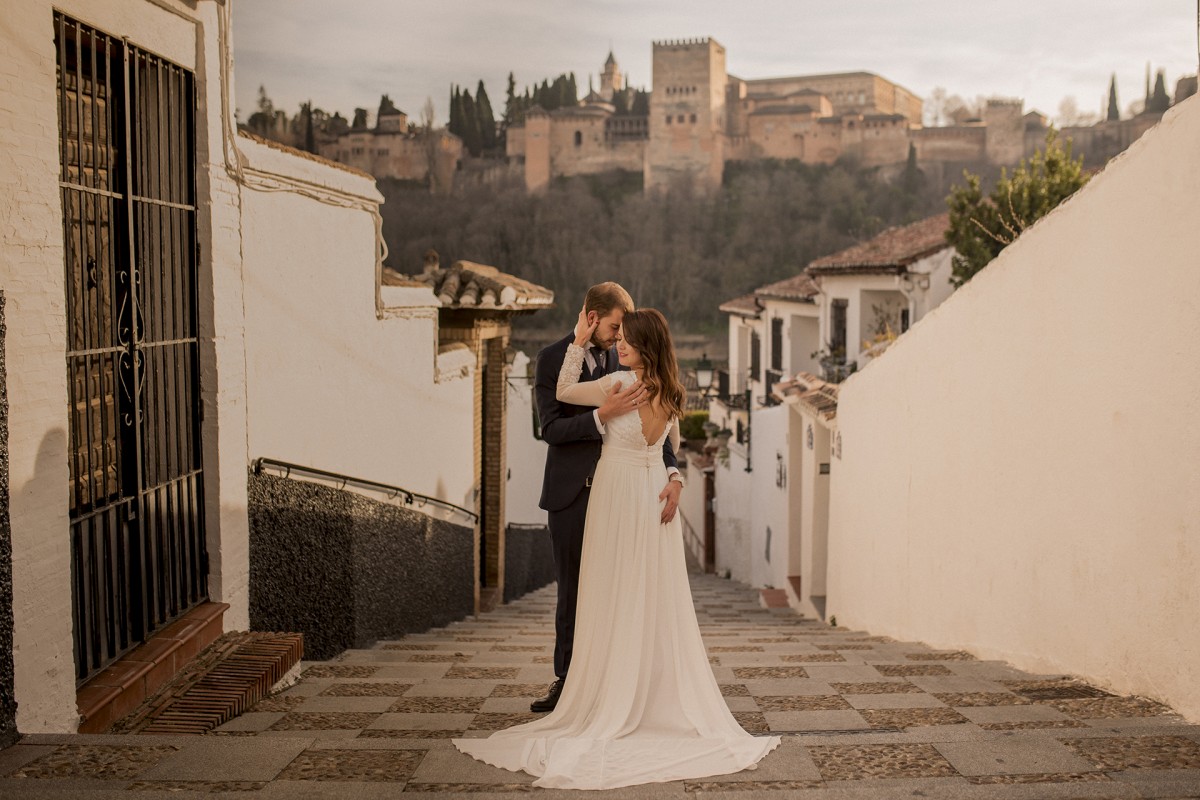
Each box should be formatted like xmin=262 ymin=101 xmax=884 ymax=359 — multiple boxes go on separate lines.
xmin=754 ymin=274 xmax=819 ymax=303
xmin=807 ymin=213 xmax=951 ymax=275
xmin=774 ymin=372 xmax=839 ymax=421
xmin=718 ymin=294 xmax=763 ymax=317
xmin=409 ymin=260 xmax=554 ymax=311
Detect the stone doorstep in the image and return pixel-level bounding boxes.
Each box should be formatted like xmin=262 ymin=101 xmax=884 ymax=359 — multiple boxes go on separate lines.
xmin=76 ymin=601 xmax=230 ymax=734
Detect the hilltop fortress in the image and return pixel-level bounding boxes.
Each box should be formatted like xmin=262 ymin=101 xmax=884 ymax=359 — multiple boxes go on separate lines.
xmin=505 ymin=37 xmax=1181 ymax=191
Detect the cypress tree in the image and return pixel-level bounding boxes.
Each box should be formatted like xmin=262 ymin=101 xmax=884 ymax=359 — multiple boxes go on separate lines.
xmin=302 ymin=101 xmax=315 ymax=153
xmin=1106 ymin=74 xmax=1120 ymax=121
xmin=449 ymin=86 xmax=461 ymax=138
xmin=461 ymin=87 xmax=481 ymax=157
xmin=504 ymin=72 xmax=518 ymax=125
xmin=476 ymin=80 xmax=497 ymax=152
xmin=1149 ymin=69 xmax=1170 ymax=113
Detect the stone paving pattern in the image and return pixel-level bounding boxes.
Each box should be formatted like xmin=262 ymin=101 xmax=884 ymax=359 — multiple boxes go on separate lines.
xmin=2 ymin=573 xmax=1200 ymax=797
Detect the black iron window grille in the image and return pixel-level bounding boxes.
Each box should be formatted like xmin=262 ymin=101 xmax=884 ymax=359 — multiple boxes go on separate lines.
xmin=56 ymin=12 xmax=207 ymax=684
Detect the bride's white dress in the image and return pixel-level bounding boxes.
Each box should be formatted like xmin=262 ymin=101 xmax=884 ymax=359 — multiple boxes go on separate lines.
xmin=453 ymin=344 xmax=781 ymax=790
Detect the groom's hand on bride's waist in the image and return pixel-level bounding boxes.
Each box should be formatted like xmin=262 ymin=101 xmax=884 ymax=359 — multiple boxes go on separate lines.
xmin=597 ymin=380 xmax=646 ymax=425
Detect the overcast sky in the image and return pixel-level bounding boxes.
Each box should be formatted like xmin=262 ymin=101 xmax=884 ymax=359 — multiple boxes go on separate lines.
xmin=233 ymin=0 xmax=1198 ymax=126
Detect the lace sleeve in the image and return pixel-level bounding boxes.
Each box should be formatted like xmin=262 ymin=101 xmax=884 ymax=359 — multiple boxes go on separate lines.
xmin=556 ymin=344 xmax=617 ymax=407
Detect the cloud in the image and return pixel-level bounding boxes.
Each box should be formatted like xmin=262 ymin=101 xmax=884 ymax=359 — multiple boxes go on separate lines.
xmin=234 ymin=0 xmax=1197 ymax=125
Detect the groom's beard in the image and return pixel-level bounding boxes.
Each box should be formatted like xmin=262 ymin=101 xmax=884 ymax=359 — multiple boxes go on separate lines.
xmin=591 ymin=333 xmax=616 ymax=350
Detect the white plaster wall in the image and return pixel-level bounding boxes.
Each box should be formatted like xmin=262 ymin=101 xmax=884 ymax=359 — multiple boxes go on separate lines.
xmin=0 ymin=0 xmax=233 ymax=733
xmin=505 ymin=351 xmax=547 ymax=526
xmin=677 ymin=452 xmax=708 ymax=567
xmin=909 ymin=249 xmax=955 ymax=317
xmin=747 ymin=405 xmax=791 ymax=590
xmin=712 ymin=447 xmax=752 ymax=583
xmin=827 ymin=97 xmax=1200 ymax=721
xmin=239 ymin=138 xmax=476 ymax=510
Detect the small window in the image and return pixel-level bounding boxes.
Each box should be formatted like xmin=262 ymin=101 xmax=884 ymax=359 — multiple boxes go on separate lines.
xmin=665 ymin=115 xmax=672 ymax=125
xmin=574 ymin=130 xmax=582 ymax=147
xmin=677 ymin=114 xmax=685 ymax=124
xmin=770 ymin=318 xmax=783 ymax=371
xmin=689 ymin=113 xmax=697 ymax=123
xmin=900 ymin=308 xmax=910 ymax=333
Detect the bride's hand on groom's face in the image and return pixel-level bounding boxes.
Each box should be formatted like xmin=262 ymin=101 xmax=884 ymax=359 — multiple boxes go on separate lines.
xmin=597 ymin=380 xmax=646 ymax=425
xmin=575 ymin=307 xmax=598 ymax=348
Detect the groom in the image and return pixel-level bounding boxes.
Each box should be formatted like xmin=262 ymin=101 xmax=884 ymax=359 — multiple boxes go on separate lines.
xmin=530 ymin=281 xmax=683 ymax=713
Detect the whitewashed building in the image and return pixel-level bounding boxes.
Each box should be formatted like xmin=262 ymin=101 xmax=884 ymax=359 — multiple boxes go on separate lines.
xmin=690 ymin=213 xmax=954 ymax=603
xmin=0 ymin=0 xmax=552 ymax=737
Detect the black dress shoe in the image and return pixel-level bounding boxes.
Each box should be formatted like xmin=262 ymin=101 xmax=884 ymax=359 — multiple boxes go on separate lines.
xmin=530 ymin=678 xmax=564 ymax=712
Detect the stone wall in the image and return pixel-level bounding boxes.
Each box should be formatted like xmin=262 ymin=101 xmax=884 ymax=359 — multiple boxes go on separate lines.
xmin=0 ymin=293 xmax=17 ymax=747
xmin=248 ymin=473 xmax=475 ymax=660
xmin=502 ymin=524 xmax=555 ymax=604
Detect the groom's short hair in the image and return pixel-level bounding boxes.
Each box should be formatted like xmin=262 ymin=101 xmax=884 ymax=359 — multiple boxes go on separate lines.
xmin=584 ymin=282 xmax=635 ymax=318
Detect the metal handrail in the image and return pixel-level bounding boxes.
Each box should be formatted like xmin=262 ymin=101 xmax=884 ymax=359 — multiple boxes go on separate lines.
xmin=252 ymin=457 xmax=478 ymax=523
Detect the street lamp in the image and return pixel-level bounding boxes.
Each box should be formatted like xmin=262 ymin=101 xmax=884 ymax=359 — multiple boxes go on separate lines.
xmin=695 ymin=352 xmax=714 ymax=396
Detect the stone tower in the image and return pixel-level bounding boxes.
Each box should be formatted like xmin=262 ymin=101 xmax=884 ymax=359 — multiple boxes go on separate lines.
xmin=600 ymin=50 xmax=623 ymax=101
xmin=645 ymin=38 xmax=728 ymax=192
xmin=983 ymin=98 xmax=1024 ymax=165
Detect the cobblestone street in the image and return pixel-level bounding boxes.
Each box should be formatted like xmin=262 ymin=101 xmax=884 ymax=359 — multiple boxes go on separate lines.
xmin=3 ymin=573 xmax=1200 ymax=798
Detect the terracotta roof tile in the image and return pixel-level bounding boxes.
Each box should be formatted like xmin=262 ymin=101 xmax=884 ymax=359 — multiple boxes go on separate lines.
xmin=718 ymin=294 xmax=763 ymax=317
xmin=754 ymin=274 xmax=819 ymax=302
xmin=807 ymin=213 xmax=951 ymax=274
xmin=774 ymin=372 xmax=839 ymax=421
xmin=408 ymin=260 xmax=554 ymax=311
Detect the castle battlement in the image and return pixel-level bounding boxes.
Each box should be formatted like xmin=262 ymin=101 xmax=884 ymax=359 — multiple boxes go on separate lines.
xmin=652 ymin=38 xmax=714 ymax=48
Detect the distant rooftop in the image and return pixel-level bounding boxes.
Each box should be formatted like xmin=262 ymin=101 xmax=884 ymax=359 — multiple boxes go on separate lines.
xmin=718 ymin=293 xmax=763 ymax=317
xmin=755 ymin=274 xmax=819 ymax=303
xmin=807 ymin=213 xmax=951 ymax=275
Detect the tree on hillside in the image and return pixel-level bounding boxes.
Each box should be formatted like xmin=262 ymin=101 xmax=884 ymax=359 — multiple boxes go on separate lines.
xmin=1107 ymin=74 xmax=1120 ymax=121
xmin=476 ymin=80 xmax=497 ymax=152
xmin=945 ymin=129 xmax=1088 ymax=287
xmin=1148 ymin=69 xmax=1171 ymax=113
xmin=301 ymin=101 xmax=315 ymax=153
xmin=246 ymin=85 xmax=279 ymax=138
xmin=352 ymin=107 xmax=369 ymax=130
xmin=460 ymin=87 xmax=482 ymax=156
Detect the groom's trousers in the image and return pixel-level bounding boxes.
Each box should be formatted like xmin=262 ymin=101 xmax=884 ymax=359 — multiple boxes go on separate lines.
xmin=548 ymin=484 xmax=591 ymax=680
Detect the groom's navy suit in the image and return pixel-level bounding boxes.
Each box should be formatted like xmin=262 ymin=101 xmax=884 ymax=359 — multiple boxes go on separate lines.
xmin=535 ymin=333 xmax=677 ymax=679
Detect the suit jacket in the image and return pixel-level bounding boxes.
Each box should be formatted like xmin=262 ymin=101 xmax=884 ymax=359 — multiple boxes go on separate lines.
xmin=536 ymin=333 xmax=678 ymax=512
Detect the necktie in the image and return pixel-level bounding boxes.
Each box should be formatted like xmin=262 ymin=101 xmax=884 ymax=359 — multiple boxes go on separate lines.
xmin=590 ymin=348 xmax=607 ymax=377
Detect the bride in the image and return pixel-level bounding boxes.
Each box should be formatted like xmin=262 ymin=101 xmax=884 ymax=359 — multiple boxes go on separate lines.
xmin=454 ymin=307 xmax=780 ymax=790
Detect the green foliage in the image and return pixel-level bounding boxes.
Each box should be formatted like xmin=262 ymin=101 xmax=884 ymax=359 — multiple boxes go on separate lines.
xmin=679 ymin=411 xmax=709 ymax=441
xmin=946 ymin=129 xmax=1088 ymax=287
xmin=378 ymin=155 xmax=951 ymax=333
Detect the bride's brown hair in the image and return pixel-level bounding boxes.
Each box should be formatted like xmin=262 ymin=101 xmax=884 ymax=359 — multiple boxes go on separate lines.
xmin=620 ymin=308 xmax=686 ymax=421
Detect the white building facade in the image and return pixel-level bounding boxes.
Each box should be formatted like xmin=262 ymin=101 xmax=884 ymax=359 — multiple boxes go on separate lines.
xmin=1 ymin=0 xmax=550 ymax=734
